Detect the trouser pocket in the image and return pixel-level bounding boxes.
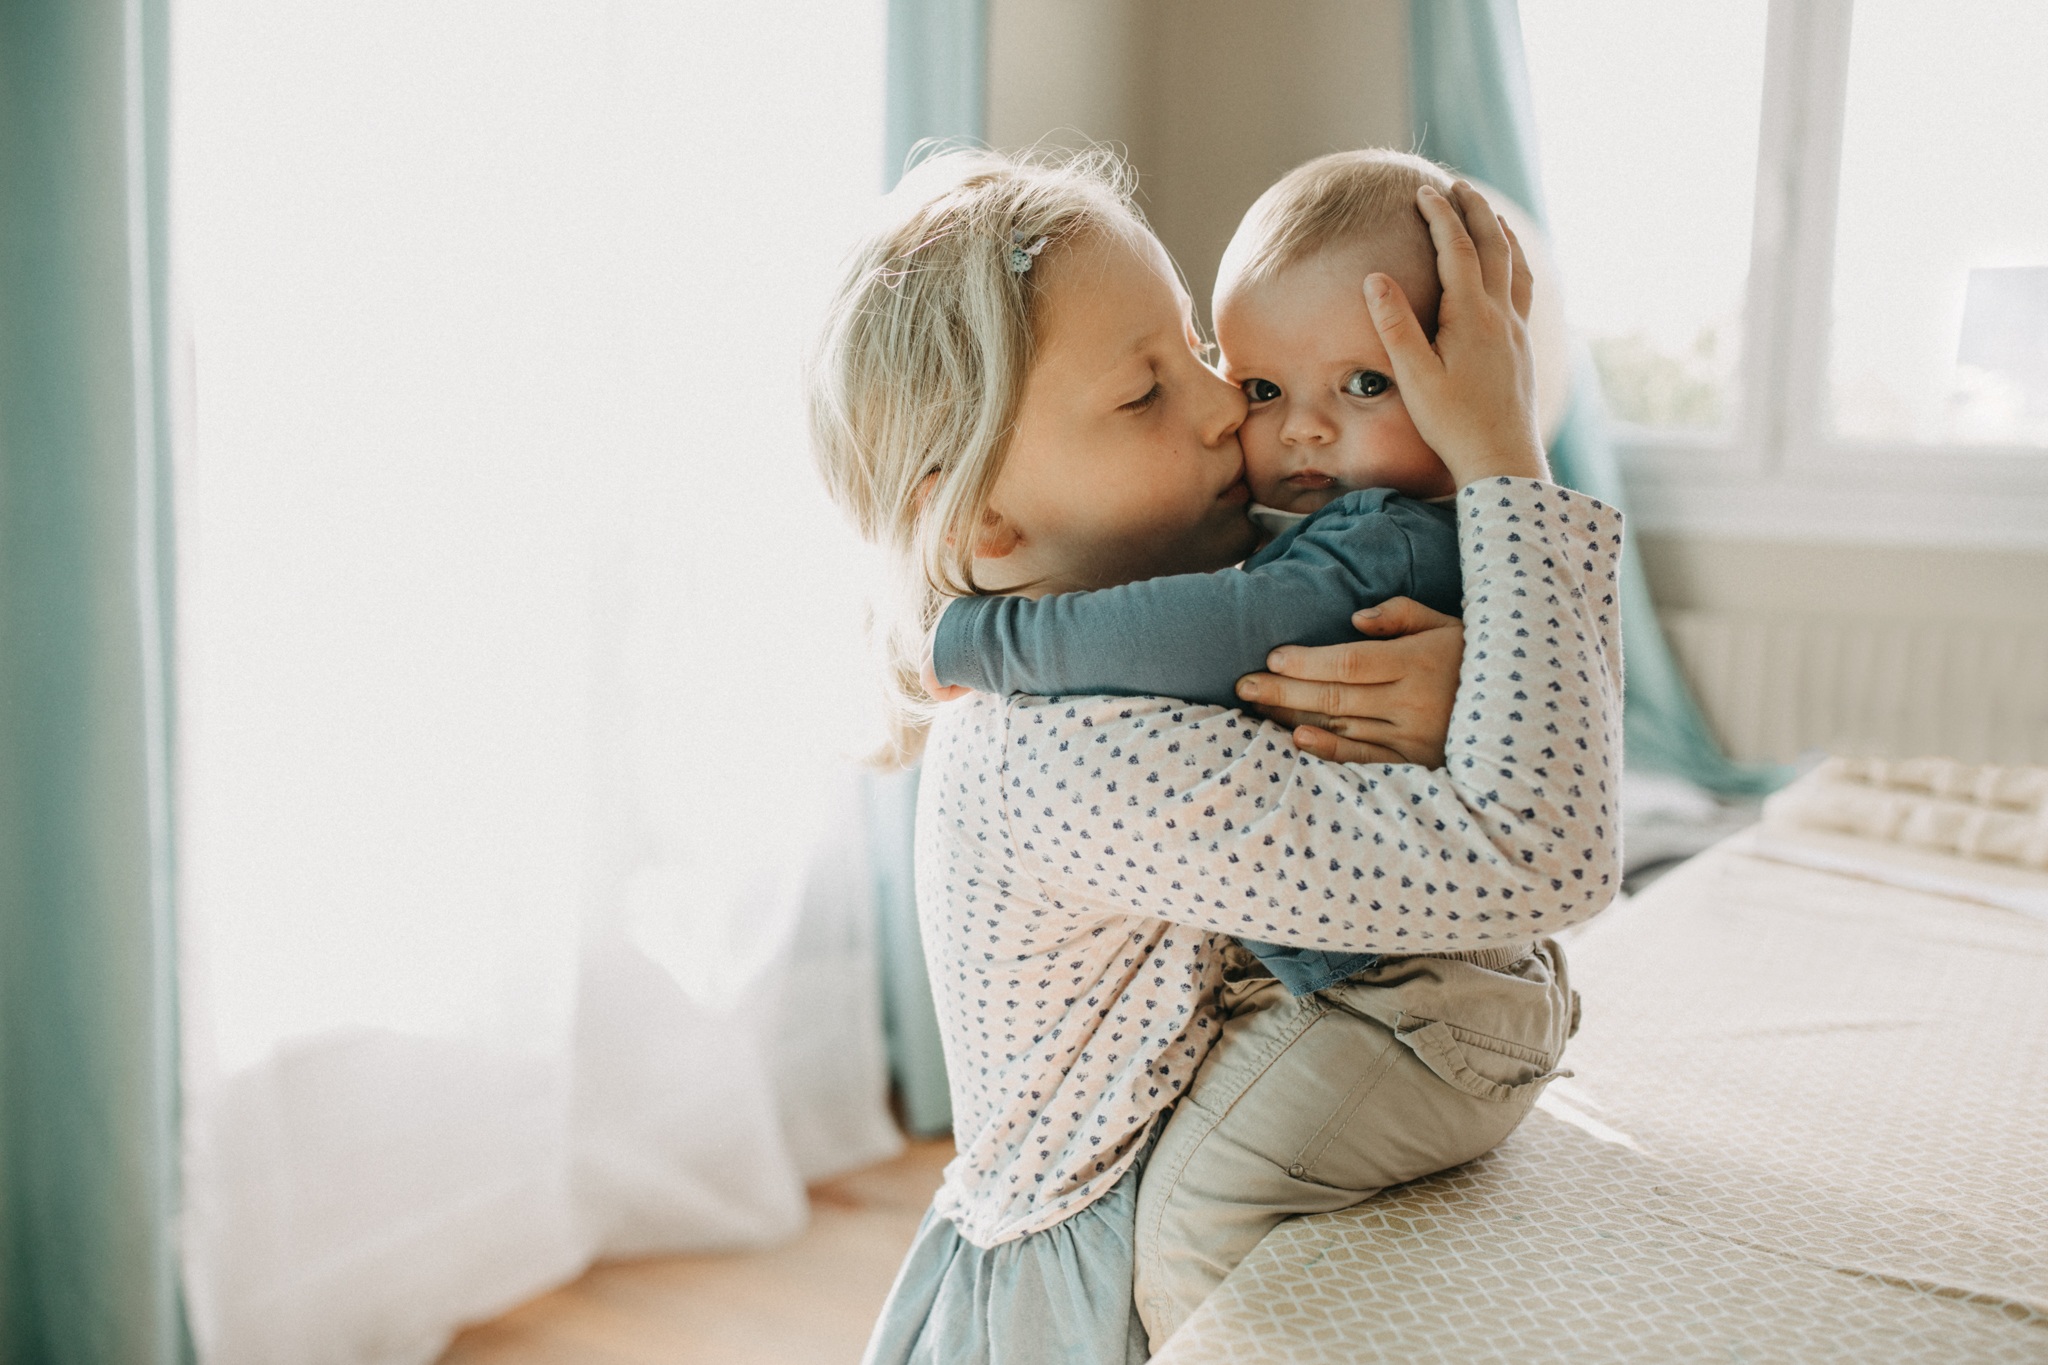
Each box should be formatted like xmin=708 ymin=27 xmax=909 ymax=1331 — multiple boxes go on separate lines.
xmin=1391 ymin=1018 xmax=1570 ymax=1101
xmin=1328 ymin=938 xmax=1579 ymax=1087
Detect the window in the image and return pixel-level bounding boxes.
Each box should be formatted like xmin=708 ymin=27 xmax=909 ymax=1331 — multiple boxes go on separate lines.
xmin=1520 ymin=0 xmax=2048 ymax=543
xmin=1828 ymin=0 xmax=2048 ymax=448
xmin=1520 ymin=0 xmax=1771 ymax=436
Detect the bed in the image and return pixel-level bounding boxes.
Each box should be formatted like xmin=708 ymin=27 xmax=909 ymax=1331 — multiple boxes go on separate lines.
xmin=1154 ymin=758 xmax=2048 ymax=1363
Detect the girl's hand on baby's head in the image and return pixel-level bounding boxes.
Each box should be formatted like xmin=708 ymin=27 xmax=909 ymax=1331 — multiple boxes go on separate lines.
xmin=1365 ymin=182 xmax=1547 ymax=489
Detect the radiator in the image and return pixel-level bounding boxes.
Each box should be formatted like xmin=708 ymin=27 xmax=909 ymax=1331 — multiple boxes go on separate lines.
xmin=1660 ymin=610 xmax=2048 ymax=766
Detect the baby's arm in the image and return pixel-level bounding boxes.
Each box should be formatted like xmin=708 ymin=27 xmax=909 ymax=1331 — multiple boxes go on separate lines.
xmin=933 ymin=499 xmax=1454 ymax=709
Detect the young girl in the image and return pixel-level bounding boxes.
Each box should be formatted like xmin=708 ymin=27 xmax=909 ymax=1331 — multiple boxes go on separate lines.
xmin=922 ymin=148 xmax=1587 ymax=1346
xmin=809 ymin=149 xmax=1623 ymax=1363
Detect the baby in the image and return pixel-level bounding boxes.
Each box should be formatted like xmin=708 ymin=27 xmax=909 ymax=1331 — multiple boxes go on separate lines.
xmin=928 ymin=149 xmax=1578 ymax=1345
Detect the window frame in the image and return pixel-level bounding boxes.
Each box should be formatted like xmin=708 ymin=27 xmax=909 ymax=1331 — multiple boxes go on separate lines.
xmin=1612 ymin=0 xmax=2048 ymax=548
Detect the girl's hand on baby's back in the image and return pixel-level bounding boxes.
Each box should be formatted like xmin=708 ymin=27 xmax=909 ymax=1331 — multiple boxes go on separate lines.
xmin=1368 ymin=182 xmax=1548 ymax=488
xmin=1234 ymin=598 xmax=1462 ymax=767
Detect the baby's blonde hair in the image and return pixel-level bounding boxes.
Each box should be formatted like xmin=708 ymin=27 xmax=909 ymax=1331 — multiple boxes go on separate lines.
xmin=1217 ymin=148 xmax=1457 ymax=301
xmin=808 ymin=146 xmax=1146 ymax=764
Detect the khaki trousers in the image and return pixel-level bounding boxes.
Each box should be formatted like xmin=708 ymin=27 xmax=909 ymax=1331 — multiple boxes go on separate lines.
xmin=1133 ymin=940 xmax=1579 ymax=1349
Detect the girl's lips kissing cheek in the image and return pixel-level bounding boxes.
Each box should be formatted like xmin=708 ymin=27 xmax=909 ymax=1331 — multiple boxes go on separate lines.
xmin=1218 ymin=471 xmax=1251 ymax=503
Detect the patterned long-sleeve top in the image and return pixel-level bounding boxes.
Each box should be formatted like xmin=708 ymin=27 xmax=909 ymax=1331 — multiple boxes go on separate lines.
xmin=916 ymin=479 xmax=1625 ymax=1248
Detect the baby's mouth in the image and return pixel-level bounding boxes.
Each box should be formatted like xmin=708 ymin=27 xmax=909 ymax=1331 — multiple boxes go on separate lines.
xmin=1259 ymin=475 xmax=1344 ymax=515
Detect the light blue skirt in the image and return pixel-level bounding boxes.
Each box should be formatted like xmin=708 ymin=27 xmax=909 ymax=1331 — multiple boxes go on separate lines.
xmin=861 ymin=1146 xmax=1152 ymax=1365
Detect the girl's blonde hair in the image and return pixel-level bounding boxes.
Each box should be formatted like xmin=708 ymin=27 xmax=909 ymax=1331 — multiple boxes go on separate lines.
xmin=808 ymin=146 xmax=1146 ymax=765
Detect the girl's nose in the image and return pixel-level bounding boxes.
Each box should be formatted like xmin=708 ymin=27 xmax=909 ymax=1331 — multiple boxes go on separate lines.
xmin=1195 ymin=363 xmax=1247 ymax=446
xmin=1280 ymin=399 xmax=1338 ymax=446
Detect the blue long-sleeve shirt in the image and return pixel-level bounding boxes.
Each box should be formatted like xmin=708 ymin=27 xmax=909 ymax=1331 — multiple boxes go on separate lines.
xmin=931 ymin=487 xmax=1463 ymax=995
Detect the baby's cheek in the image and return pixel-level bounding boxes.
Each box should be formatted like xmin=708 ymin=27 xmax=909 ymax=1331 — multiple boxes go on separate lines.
xmin=1372 ymin=415 xmax=1456 ymax=494
xmin=1238 ymin=410 xmax=1291 ymax=502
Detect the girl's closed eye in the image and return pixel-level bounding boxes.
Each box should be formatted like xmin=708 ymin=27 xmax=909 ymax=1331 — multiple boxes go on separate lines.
xmin=1121 ymin=382 xmax=1162 ymax=413
xmin=1343 ymin=369 xmax=1393 ymax=399
xmin=1240 ymin=377 xmax=1281 ymax=404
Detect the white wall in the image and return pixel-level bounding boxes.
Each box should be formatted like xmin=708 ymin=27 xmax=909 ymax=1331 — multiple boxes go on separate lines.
xmin=986 ymin=0 xmax=1147 ymax=156
xmin=988 ymin=0 xmax=1409 ymax=317
xmin=1640 ymin=535 xmax=2048 ymax=765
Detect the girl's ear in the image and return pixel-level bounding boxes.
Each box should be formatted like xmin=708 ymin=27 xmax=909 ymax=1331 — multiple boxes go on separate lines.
xmin=921 ymin=471 xmax=1023 ymax=559
xmin=973 ymin=505 xmax=1023 ymax=559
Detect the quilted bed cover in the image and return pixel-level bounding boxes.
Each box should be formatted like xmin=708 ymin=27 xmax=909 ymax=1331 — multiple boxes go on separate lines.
xmin=1154 ymin=758 xmax=2048 ymax=1363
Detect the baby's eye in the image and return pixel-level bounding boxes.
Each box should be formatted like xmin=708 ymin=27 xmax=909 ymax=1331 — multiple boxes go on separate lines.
xmin=1344 ymin=370 xmax=1393 ymax=399
xmin=1240 ymin=378 xmax=1282 ymax=403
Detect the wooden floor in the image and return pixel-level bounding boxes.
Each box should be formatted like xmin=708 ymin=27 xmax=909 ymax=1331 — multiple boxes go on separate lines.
xmin=439 ymin=1139 xmax=952 ymax=1365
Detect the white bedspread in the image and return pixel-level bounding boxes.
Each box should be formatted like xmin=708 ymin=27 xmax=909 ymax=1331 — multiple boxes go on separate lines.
xmin=1155 ymin=760 xmax=2048 ymax=1363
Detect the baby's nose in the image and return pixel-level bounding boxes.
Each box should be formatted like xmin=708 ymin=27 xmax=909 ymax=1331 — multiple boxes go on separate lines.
xmin=1280 ymin=403 xmax=1338 ymax=445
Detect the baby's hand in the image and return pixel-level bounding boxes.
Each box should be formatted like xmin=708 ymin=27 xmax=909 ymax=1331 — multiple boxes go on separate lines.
xmin=921 ymin=628 xmax=972 ymax=703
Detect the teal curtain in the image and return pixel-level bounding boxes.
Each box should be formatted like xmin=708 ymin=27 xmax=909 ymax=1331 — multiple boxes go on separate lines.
xmin=884 ymin=0 xmax=986 ymax=188
xmin=871 ymin=0 xmax=987 ymax=1134
xmin=863 ymin=768 xmax=952 ymax=1136
xmin=0 ymin=0 xmax=192 ymax=1361
xmin=1410 ymin=0 xmax=1786 ymax=795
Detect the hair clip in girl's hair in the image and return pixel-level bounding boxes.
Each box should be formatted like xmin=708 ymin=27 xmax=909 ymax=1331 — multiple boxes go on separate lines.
xmin=1008 ymin=234 xmax=1050 ymax=275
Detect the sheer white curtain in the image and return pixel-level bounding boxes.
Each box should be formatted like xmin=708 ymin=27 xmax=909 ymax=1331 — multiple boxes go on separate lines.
xmin=172 ymin=4 xmax=897 ymax=1362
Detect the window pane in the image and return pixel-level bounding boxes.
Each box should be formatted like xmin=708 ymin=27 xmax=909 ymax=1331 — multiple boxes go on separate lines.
xmin=1830 ymin=0 xmax=2048 ymax=447
xmin=1520 ymin=0 xmax=1770 ymax=433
